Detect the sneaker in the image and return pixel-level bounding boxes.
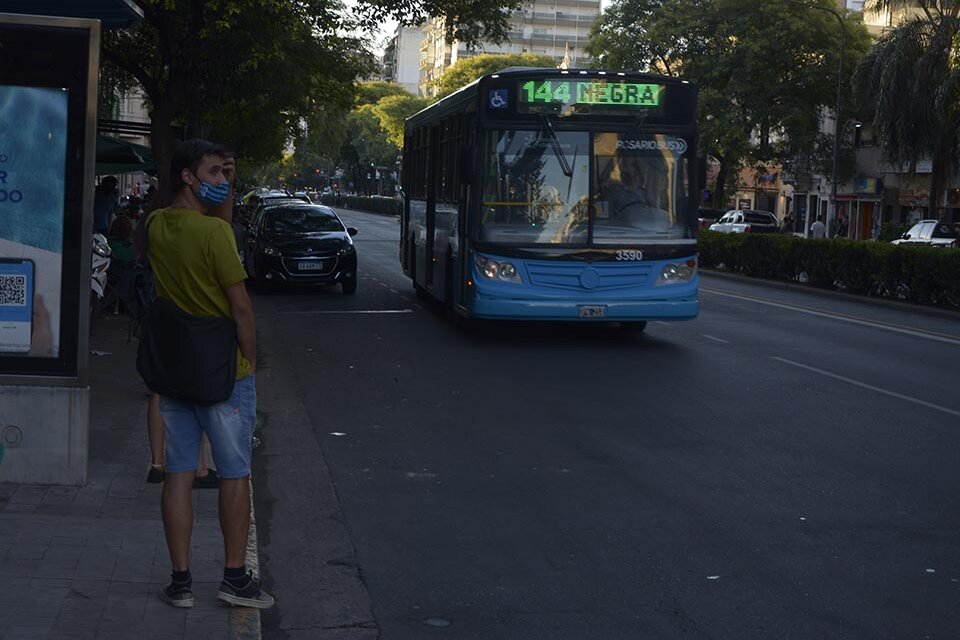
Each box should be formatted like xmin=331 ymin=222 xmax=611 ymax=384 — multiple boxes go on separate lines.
xmin=193 ymin=468 xmax=220 ymax=489
xmin=159 ymin=582 xmax=194 ymax=608
xmin=217 ymin=571 xmax=275 ymax=609
xmin=147 ymin=466 xmax=165 ymax=484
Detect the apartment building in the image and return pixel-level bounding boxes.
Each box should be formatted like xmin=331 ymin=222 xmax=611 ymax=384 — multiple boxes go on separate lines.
xmin=419 ymin=0 xmax=601 ymax=98
xmin=382 ymin=26 xmax=426 ymax=96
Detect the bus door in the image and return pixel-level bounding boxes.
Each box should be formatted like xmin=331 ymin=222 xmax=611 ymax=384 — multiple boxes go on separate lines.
xmin=455 ymin=117 xmax=475 ymax=308
xmin=424 ymin=124 xmax=439 ymax=290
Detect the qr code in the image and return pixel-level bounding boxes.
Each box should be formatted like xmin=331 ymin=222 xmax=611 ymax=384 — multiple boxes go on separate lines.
xmin=0 ymin=274 xmax=27 ymax=306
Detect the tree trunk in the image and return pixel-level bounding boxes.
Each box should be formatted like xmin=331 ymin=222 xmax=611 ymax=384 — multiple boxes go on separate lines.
xmin=149 ymin=100 xmax=178 ymax=209
xmin=713 ymin=161 xmax=728 ymax=209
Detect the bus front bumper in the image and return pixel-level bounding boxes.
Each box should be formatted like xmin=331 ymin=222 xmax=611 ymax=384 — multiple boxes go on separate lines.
xmin=469 ymin=291 xmax=699 ymax=321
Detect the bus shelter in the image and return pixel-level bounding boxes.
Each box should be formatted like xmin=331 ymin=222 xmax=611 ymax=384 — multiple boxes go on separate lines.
xmin=0 ymin=1 xmax=143 ymax=484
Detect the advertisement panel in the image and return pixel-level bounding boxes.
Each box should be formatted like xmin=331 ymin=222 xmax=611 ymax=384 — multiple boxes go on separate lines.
xmin=0 ymin=85 xmax=68 ymax=357
xmin=0 ymin=14 xmax=98 ymax=382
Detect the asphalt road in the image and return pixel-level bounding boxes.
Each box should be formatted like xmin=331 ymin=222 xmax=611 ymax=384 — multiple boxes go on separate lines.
xmin=253 ymin=208 xmax=960 ymax=640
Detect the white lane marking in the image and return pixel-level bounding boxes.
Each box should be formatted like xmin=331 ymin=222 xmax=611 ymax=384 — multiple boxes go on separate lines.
xmin=389 ymin=289 xmax=400 ymax=295
xmin=702 ymin=288 xmax=960 ymax=347
xmin=701 ymin=334 xmax=730 ymax=344
xmin=280 ymin=309 xmax=414 ymax=315
xmin=654 ymin=321 xmax=670 ymax=326
xmin=771 ymin=356 xmax=960 ymax=418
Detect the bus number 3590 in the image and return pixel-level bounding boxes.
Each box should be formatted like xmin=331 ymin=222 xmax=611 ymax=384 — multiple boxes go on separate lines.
xmin=615 ymin=250 xmax=643 ymax=261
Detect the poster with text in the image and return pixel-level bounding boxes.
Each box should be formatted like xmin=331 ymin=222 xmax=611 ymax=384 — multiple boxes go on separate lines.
xmin=0 ymin=85 xmax=67 ymax=357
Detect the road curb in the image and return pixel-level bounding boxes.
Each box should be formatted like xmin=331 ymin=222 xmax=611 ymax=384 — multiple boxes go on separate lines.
xmin=226 ymin=480 xmax=264 ymax=639
xmin=701 ymin=269 xmax=960 ymax=322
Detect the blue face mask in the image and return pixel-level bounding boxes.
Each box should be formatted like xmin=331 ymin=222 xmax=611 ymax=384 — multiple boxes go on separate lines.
xmin=194 ymin=174 xmax=230 ymax=206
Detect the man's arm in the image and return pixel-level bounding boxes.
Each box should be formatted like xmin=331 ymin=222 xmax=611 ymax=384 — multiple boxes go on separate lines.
xmin=225 ymin=280 xmax=256 ymax=373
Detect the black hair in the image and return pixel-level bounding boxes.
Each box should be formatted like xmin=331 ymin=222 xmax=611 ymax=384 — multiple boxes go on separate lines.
xmin=168 ymin=138 xmax=226 ymax=195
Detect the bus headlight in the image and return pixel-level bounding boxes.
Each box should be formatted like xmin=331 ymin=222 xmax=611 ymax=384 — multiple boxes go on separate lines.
xmin=476 ymin=255 xmax=522 ymax=283
xmin=656 ymin=260 xmax=697 ymax=285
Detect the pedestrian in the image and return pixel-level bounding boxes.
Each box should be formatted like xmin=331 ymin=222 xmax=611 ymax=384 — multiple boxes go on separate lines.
xmin=93 ymin=176 xmax=118 ymax=234
xmin=810 ymin=216 xmax=826 ymax=239
xmin=146 ymin=139 xmax=273 ymax=609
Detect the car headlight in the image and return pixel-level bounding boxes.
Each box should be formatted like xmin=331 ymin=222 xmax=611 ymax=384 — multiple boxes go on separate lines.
xmin=476 ymin=255 xmax=521 ymax=283
xmin=338 ymin=245 xmax=355 ymax=256
xmin=656 ymin=259 xmax=697 ymax=285
xmin=263 ymin=245 xmax=281 ymax=257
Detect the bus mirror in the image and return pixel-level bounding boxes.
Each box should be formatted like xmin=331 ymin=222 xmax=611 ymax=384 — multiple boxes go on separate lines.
xmin=460 ymin=147 xmax=474 ymax=184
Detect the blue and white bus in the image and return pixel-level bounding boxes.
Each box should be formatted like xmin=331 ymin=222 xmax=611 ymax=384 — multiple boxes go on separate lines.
xmin=400 ymin=68 xmax=701 ymax=330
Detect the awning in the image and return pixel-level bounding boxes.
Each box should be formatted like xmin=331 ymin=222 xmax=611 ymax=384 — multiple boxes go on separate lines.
xmin=96 ymin=135 xmax=154 ymax=175
xmin=0 ymin=0 xmax=143 ymax=29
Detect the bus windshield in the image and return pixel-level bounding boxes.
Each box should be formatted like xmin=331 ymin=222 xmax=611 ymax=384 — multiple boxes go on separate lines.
xmin=480 ymin=130 xmax=692 ymax=245
xmin=480 ymin=130 xmax=590 ymax=244
xmin=592 ymin=132 xmax=690 ymax=243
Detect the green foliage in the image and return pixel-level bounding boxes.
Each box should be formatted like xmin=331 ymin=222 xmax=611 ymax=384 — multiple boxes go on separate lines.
xmin=347 ymin=106 xmax=401 ymax=166
xmin=433 ymin=53 xmax=556 ymax=98
xmin=372 ymin=95 xmax=431 ymax=147
xmin=880 ymin=220 xmax=908 ymax=242
xmin=355 ymin=81 xmax=412 ymax=107
xmin=854 ymin=3 xmax=960 ymax=214
xmin=699 ymin=231 xmax=960 ymax=309
xmin=587 ymin=0 xmax=872 ymax=205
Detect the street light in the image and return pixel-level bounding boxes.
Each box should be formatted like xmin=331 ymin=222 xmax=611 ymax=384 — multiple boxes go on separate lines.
xmin=781 ymin=0 xmax=846 ymax=238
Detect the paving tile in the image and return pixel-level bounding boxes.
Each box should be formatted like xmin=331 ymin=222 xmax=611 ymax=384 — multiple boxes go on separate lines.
xmin=9 ymin=486 xmax=49 ymax=505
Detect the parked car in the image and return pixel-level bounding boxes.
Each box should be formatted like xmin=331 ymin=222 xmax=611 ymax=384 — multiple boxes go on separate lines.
xmin=698 ymin=208 xmax=726 ymax=229
xmin=709 ymin=209 xmax=780 ymax=234
xmin=890 ymin=220 xmax=959 ymax=248
xmin=243 ymin=203 xmax=358 ymax=293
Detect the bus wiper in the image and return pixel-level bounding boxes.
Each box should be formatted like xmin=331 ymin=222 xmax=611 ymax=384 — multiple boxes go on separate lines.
xmin=623 ymin=109 xmax=649 ymax=143
xmin=539 ymin=113 xmax=573 ymax=178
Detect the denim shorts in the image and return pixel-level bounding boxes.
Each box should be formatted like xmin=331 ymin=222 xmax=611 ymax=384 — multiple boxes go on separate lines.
xmin=159 ymin=374 xmax=257 ymax=479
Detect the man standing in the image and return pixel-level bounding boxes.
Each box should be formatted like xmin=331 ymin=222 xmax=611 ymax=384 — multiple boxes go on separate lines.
xmin=93 ymin=175 xmax=118 ymax=234
xmin=810 ymin=216 xmax=827 ymax=239
xmin=147 ymin=139 xmax=273 ymax=609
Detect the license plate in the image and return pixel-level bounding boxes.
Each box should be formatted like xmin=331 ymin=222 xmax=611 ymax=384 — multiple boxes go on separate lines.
xmin=578 ymin=305 xmax=607 ymax=318
xmin=298 ymin=261 xmax=324 ymax=271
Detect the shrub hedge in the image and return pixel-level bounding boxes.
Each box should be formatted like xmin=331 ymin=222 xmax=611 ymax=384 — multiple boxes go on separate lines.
xmin=699 ymin=230 xmax=960 ymax=310
xmin=319 ymin=194 xmax=402 ymax=216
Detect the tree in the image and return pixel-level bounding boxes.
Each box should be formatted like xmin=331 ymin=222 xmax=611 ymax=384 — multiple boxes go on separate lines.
xmin=102 ymin=0 xmax=522 ymax=196
xmin=587 ymin=0 xmax=871 ymax=208
xmin=433 ymin=53 xmax=556 ymax=98
xmin=102 ymin=0 xmax=369 ymax=197
xmin=372 ymin=94 xmax=431 ymax=147
xmin=854 ymin=0 xmax=960 ymax=217
xmin=355 ymin=81 xmax=414 ymax=107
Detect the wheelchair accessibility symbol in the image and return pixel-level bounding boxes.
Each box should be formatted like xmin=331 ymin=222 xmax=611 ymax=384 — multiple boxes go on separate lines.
xmin=488 ymin=89 xmax=508 ymax=109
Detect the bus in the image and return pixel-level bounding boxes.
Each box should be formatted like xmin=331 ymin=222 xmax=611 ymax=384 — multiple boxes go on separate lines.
xmin=400 ymin=68 xmax=701 ymax=330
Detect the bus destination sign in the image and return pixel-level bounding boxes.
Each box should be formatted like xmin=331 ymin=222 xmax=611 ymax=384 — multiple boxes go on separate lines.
xmin=518 ymin=79 xmax=663 ymax=111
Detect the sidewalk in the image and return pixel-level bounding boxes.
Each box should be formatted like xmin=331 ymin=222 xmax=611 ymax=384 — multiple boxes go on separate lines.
xmin=0 ymin=314 xmax=257 ymax=640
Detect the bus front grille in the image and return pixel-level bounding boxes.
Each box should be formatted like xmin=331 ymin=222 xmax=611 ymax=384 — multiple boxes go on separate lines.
xmin=524 ymin=261 xmax=652 ymax=291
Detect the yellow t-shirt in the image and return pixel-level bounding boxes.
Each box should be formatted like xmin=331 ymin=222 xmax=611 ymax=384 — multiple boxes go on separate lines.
xmin=147 ymin=207 xmax=251 ymax=380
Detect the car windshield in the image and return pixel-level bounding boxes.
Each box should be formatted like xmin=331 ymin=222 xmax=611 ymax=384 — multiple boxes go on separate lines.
xmin=265 ymin=207 xmax=343 ymax=234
